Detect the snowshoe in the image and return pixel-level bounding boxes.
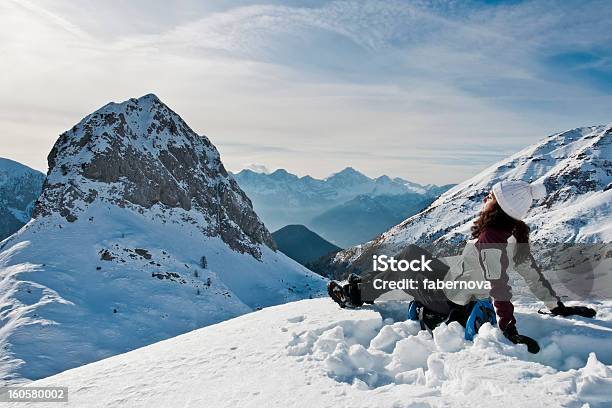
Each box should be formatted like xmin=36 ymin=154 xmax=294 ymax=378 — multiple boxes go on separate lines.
xmin=408 ymin=300 xmax=419 ymax=321
xmin=327 ymin=281 xmax=348 ymax=308
xmin=464 ymin=299 xmax=497 ymax=341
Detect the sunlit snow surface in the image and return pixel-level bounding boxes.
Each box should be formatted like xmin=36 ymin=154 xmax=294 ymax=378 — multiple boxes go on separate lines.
xmin=6 ymin=298 xmax=611 ymax=408
xmin=0 ymin=201 xmax=326 ymax=385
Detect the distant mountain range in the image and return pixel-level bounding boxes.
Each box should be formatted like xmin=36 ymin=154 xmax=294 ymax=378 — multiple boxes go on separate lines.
xmin=0 ymin=158 xmax=44 ymax=241
xmin=233 ymin=168 xmax=454 ymax=247
xmin=272 ymin=225 xmax=340 ymax=265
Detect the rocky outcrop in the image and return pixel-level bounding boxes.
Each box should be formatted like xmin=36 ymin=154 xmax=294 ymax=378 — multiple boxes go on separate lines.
xmin=32 ymin=94 xmax=275 ymax=257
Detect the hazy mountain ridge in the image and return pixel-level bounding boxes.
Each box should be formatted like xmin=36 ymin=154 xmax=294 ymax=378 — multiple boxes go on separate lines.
xmin=310 ymin=192 xmax=436 ymax=247
xmin=233 ymin=167 xmax=453 ymax=245
xmin=272 ymin=224 xmax=341 ymax=265
xmin=0 ymin=158 xmax=44 ymax=241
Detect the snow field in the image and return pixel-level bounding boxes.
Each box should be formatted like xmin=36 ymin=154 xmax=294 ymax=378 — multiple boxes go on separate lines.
xmin=0 ymin=201 xmax=326 ymax=383
xmin=4 ymin=298 xmax=612 ymax=407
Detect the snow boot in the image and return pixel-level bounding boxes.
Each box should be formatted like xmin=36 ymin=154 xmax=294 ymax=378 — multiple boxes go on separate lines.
xmin=503 ymin=325 xmax=540 ymax=354
xmin=327 ymin=281 xmax=348 ymax=308
xmin=408 ymin=301 xmax=450 ymax=332
xmin=327 ymin=274 xmax=364 ymax=309
xmin=345 ymin=273 xmax=364 ymax=307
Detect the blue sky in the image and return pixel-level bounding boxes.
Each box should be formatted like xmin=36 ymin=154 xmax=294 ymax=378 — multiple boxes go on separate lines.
xmin=1 ymin=0 xmax=611 ymax=184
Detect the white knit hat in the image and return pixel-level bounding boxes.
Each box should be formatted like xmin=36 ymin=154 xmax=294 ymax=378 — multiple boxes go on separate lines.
xmin=491 ymin=180 xmax=547 ymax=221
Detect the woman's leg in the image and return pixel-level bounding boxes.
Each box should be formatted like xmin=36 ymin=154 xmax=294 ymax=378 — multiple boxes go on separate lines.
xmin=356 ymin=244 xmax=454 ymax=314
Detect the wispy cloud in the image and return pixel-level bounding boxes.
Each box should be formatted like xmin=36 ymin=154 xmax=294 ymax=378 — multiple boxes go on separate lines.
xmin=0 ymin=0 xmax=610 ymax=184
xmin=7 ymin=0 xmax=92 ymax=40
xmin=241 ymin=163 xmax=271 ymax=174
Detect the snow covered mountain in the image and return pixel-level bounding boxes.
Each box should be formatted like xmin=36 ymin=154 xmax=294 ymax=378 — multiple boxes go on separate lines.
xmin=328 ymin=124 xmax=612 ymax=275
xmin=233 ymin=167 xmax=452 ymax=244
xmin=0 ymin=94 xmax=326 ymax=384
xmin=8 ymin=298 xmax=612 ymax=407
xmin=0 ymin=158 xmax=44 ymax=241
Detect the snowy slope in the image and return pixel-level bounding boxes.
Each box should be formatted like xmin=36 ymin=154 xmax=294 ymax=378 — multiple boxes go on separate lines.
xmin=0 ymin=158 xmax=44 ymax=240
xmin=0 ymin=94 xmax=326 ymax=384
xmin=331 ymin=125 xmax=612 ymax=270
xmin=8 ymin=297 xmax=612 ymax=408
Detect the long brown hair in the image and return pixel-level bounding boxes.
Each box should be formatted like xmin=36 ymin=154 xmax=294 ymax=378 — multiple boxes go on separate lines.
xmin=471 ymin=201 xmax=531 ymax=264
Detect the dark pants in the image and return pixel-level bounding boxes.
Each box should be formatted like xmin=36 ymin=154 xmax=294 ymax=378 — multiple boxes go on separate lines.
xmin=358 ymin=244 xmax=460 ymax=314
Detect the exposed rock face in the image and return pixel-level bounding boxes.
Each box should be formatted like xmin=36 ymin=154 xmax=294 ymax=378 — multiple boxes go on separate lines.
xmin=33 ymin=94 xmax=275 ymax=257
xmin=0 ymin=158 xmax=45 ymax=241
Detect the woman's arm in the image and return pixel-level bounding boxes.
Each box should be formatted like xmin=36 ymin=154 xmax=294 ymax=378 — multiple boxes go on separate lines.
xmin=513 ymin=253 xmax=560 ymax=310
xmin=514 ymin=254 xmax=596 ymax=318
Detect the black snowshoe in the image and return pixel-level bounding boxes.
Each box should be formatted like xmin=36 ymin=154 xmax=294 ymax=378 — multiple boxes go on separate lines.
xmin=327 ymin=280 xmax=348 ymax=308
xmin=503 ymin=325 xmax=540 ymax=354
xmin=327 ymin=274 xmax=364 ymax=309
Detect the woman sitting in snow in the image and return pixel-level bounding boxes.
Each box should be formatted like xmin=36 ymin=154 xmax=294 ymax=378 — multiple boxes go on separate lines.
xmin=327 ymin=180 xmax=596 ymax=353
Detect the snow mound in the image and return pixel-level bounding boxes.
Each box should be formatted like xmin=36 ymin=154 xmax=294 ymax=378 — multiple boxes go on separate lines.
xmin=576 ymin=352 xmax=612 ymax=406
xmin=285 ymin=300 xmax=612 ymax=407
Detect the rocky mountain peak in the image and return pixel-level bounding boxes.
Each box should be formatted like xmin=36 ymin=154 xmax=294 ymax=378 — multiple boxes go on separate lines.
xmin=33 ymin=94 xmax=276 ymax=257
xmin=268 ymin=168 xmax=298 ymax=181
xmin=326 ymin=167 xmax=368 ymax=182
